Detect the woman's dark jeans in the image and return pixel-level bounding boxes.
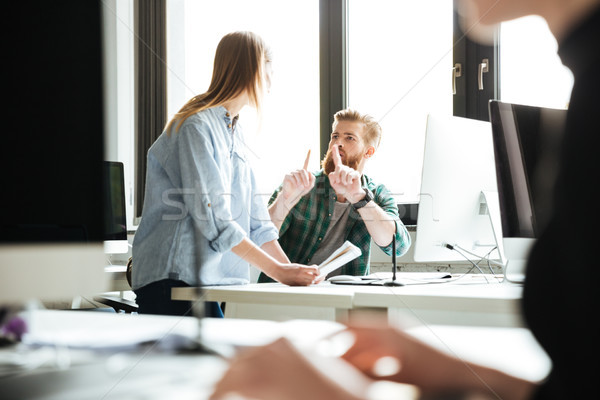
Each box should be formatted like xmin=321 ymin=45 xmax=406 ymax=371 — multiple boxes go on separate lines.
xmin=134 ymin=279 xmax=224 ymax=318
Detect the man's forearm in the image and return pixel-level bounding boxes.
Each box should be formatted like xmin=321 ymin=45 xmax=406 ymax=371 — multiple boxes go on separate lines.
xmin=357 ymin=203 xmax=396 ymax=247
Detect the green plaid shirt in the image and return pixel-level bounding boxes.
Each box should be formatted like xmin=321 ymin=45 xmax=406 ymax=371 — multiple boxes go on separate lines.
xmin=258 ymin=170 xmax=411 ymax=283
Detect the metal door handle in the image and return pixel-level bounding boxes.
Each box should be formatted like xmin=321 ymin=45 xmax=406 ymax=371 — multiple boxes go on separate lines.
xmin=452 ymin=63 xmax=462 ymax=95
xmin=478 ymin=58 xmax=489 ymax=90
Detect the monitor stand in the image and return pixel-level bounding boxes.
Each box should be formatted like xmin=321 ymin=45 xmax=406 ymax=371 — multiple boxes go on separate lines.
xmin=104 ymin=240 xmax=129 ymax=254
xmin=480 ymin=191 xmax=534 ymax=284
xmin=501 ymin=238 xmax=535 ymax=283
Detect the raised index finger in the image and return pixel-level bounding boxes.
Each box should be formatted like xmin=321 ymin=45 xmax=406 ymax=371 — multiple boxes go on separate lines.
xmin=332 ymin=145 xmax=343 ymax=167
xmin=303 ymin=149 xmax=311 ymax=171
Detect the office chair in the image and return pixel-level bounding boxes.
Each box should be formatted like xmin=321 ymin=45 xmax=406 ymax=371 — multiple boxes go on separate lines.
xmin=94 ymin=257 xmax=139 ymax=313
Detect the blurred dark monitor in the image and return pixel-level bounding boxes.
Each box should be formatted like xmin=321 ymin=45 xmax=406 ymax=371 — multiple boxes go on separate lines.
xmin=489 ymin=100 xmax=567 ymax=239
xmin=0 ymin=1 xmax=108 ymax=304
xmin=488 ymin=100 xmax=567 ymax=281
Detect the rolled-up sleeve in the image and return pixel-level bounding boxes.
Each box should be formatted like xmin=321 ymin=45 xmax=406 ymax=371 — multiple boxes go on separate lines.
xmin=374 ymin=185 xmax=411 ymax=257
xmin=380 ymin=219 xmax=411 ymax=257
xmin=177 ymin=122 xmax=247 ymax=253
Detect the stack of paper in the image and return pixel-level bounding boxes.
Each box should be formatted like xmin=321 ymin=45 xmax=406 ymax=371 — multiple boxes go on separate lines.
xmin=318 ymin=241 xmax=362 ymax=276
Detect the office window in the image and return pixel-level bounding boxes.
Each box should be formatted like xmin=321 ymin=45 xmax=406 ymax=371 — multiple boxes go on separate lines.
xmin=166 ymin=0 xmax=319 ymax=197
xmin=103 ymin=0 xmax=136 ymax=229
xmin=500 ymin=16 xmax=573 ymax=109
xmin=347 ymin=0 xmax=454 ymax=204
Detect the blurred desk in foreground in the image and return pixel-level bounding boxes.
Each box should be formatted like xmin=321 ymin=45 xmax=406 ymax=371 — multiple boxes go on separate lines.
xmin=0 ymin=309 xmax=550 ymax=399
xmin=0 ymin=310 xmax=342 ymax=399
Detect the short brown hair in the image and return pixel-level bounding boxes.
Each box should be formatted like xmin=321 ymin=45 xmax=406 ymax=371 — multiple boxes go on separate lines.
xmin=333 ymin=108 xmax=382 ymax=149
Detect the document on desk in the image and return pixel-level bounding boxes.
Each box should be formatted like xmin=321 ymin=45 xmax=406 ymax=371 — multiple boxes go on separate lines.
xmin=318 ymin=241 xmax=361 ymax=276
xmin=20 ymin=310 xmax=200 ymax=352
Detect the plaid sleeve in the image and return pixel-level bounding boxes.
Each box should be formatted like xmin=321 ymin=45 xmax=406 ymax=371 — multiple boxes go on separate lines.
xmin=371 ymin=182 xmax=411 ymax=257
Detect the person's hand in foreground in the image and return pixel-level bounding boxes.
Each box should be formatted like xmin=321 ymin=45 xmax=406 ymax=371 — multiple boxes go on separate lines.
xmin=210 ymin=337 xmax=372 ymax=400
xmin=342 ymin=321 xmax=537 ymax=400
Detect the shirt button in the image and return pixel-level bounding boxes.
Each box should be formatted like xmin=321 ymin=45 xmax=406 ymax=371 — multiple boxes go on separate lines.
xmin=328 ymin=213 xmax=331 ymax=217
xmin=226 ymin=112 xmax=230 ymax=117
xmin=318 ymin=237 xmax=322 ymax=241
xmin=228 ymin=124 xmax=232 ymax=128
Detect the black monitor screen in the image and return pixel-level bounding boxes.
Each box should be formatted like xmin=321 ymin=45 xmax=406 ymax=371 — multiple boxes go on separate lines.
xmin=489 ymin=100 xmax=567 ymax=238
xmin=103 ymin=162 xmax=127 ymax=241
xmin=1 ymin=1 xmax=104 ymax=243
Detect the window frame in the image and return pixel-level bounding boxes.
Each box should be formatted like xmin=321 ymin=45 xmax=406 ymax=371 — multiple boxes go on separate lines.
xmin=452 ymin=1 xmax=499 ymax=121
xmin=319 ymin=0 xmax=348 ymax=161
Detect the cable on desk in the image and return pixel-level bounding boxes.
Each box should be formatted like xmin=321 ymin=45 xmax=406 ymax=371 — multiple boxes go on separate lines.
xmin=452 ymin=245 xmax=503 ymax=266
xmin=368 ymin=245 xmax=502 ymax=287
xmin=442 ymin=244 xmax=502 ymax=283
xmin=453 ymin=244 xmax=502 ymax=276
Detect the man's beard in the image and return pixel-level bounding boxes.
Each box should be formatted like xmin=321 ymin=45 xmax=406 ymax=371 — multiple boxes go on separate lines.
xmin=321 ymin=148 xmax=362 ymax=175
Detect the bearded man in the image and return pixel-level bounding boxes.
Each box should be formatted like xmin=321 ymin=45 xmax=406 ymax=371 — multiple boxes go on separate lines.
xmin=258 ymin=108 xmax=411 ymax=282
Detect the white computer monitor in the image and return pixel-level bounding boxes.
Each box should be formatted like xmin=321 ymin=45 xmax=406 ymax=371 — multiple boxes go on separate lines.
xmin=488 ymin=100 xmax=567 ymax=281
xmin=414 ymin=114 xmax=501 ymax=262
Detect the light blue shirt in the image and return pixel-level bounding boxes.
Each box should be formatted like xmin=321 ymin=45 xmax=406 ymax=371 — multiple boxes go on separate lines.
xmin=132 ymin=106 xmax=278 ymax=288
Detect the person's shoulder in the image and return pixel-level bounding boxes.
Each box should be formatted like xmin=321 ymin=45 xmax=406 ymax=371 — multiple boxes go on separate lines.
xmin=175 ymin=108 xmax=219 ymax=137
xmin=186 ymin=107 xmax=220 ymax=125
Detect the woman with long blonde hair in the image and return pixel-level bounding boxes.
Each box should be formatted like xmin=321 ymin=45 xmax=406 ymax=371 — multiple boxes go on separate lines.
xmin=132 ymin=32 xmax=320 ymax=317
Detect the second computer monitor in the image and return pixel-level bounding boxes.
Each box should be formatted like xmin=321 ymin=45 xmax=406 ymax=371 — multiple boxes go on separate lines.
xmin=488 ymin=100 xmax=567 ymax=239
xmin=414 ymin=114 xmax=501 ymax=262
xmin=488 ymin=100 xmax=567 ymax=279
xmin=103 ymin=161 xmax=129 ymax=254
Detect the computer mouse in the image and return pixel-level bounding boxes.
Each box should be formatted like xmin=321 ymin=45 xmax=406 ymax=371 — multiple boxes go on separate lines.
xmin=327 ymin=275 xmax=362 ymax=282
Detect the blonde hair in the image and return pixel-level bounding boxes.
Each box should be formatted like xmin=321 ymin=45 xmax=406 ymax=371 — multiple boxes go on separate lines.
xmin=166 ymin=31 xmax=271 ymax=133
xmin=333 ymin=108 xmax=382 ymax=149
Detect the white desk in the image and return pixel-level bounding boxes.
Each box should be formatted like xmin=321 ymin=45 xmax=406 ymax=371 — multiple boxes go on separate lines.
xmin=174 ymin=282 xmax=356 ymax=321
xmin=0 ymin=309 xmax=550 ymax=399
xmin=172 ymin=276 xmax=524 ymax=327
xmin=351 ymin=280 xmax=524 ymax=327
xmin=105 ymin=265 xmax=130 ymax=292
